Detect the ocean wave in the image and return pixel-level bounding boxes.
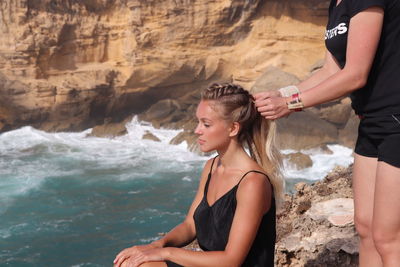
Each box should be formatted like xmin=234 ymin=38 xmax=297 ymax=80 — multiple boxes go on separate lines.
xmin=282 ymin=144 xmax=354 ymax=180
xmin=0 ymin=119 xmax=354 ymax=216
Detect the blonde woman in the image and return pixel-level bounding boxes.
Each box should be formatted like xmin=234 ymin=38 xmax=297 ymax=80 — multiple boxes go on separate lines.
xmin=113 ymin=83 xmax=284 ymax=267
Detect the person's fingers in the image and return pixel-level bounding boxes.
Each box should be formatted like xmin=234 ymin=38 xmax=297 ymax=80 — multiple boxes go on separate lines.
xmin=253 ymin=91 xmax=274 ymax=100
xmin=114 ymin=254 xmax=127 ymax=267
xmin=260 ymin=111 xmax=276 ymax=117
xmin=252 ymin=92 xmax=267 ymax=100
xmin=254 ymin=98 xmax=274 ymax=109
xmin=256 ymin=105 xmax=272 ymax=113
xmin=114 ymin=251 xmax=128 ymax=266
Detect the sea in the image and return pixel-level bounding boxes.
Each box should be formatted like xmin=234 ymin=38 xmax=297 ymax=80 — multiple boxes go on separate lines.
xmin=0 ymin=117 xmax=354 ymax=266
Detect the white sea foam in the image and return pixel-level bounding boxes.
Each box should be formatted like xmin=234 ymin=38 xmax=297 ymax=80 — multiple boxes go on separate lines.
xmin=182 ymin=176 xmax=192 ymax=182
xmin=0 ymin=118 xmax=354 ymax=214
xmin=0 ymin=118 xmax=207 ymax=214
xmin=282 ymin=144 xmax=354 ymax=181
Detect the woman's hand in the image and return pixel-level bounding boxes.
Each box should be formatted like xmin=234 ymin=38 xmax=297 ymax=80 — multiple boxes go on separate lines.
xmin=114 ymin=247 xmax=168 ymax=267
xmin=253 ymin=92 xmax=292 ymax=120
xmin=113 ymin=243 xmax=163 ymax=267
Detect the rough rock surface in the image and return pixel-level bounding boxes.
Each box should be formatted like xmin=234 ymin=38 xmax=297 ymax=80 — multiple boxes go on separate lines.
xmin=275 ymin=165 xmax=358 ymax=266
xmin=1 ymin=0 xmax=359 ymax=151
xmin=284 ymin=152 xmax=313 ymax=170
xmin=1 ymin=0 xmax=328 ymax=133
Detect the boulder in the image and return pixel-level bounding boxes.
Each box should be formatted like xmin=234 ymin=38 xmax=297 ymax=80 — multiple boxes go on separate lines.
xmin=339 ymin=111 xmax=359 ymax=149
xmin=276 ymin=111 xmax=338 ymax=150
xmin=90 ymin=121 xmax=128 ymax=137
xmin=251 ymin=66 xmax=300 ymax=93
xmin=307 ymin=97 xmax=353 ymax=127
xmin=170 ymin=130 xmax=199 ymax=153
xmin=142 ymin=131 xmax=161 ymax=142
xmin=138 ymin=99 xmax=182 ymax=128
xmin=276 ymin=165 xmax=358 ymax=266
xmin=306 ymin=198 xmax=354 ymax=227
xmin=285 ymin=152 xmax=313 ymax=170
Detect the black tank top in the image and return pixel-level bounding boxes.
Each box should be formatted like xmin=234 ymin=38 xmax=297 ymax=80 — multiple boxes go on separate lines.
xmin=193 ymin=157 xmax=276 ymax=267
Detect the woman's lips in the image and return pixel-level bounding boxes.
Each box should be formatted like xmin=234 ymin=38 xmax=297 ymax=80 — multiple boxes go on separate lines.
xmin=198 ymin=139 xmax=205 ymax=145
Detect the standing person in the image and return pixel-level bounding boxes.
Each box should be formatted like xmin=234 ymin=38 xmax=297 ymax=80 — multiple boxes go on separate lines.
xmin=113 ymin=83 xmax=284 ymax=267
xmin=254 ymin=0 xmax=400 ymax=266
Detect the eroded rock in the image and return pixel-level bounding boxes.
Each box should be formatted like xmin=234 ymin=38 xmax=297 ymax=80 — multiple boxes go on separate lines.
xmin=285 ymin=152 xmax=313 ymax=170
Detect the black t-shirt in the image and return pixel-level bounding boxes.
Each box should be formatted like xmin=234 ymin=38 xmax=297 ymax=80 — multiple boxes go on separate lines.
xmin=325 ymin=0 xmax=400 ymax=116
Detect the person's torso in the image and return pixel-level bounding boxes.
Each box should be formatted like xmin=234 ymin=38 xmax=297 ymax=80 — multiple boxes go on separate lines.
xmin=325 ymin=0 xmax=400 ymax=116
xmin=193 ymin=167 xmax=276 ymax=267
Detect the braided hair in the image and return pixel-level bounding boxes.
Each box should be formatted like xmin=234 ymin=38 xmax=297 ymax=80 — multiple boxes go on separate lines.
xmin=201 ymin=83 xmax=284 ymax=204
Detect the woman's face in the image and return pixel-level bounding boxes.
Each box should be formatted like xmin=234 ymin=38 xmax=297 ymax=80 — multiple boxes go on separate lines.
xmin=195 ymin=100 xmax=234 ymax=152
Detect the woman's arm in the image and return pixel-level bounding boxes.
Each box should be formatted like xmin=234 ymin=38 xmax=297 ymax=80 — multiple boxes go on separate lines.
xmin=252 ymin=49 xmax=341 ymax=100
xmin=301 ymin=6 xmax=383 ymax=107
xmin=157 ymin=173 xmax=272 ymax=267
xmin=254 ymin=7 xmax=384 ymax=119
xmin=297 ymin=51 xmax=341 ymax=91
xmin=113 ymin=158 xmax=214 ymax=267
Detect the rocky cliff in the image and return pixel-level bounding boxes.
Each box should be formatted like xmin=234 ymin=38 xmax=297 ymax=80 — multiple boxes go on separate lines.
xmin=1 ymin=0 xmax=329 ymax=134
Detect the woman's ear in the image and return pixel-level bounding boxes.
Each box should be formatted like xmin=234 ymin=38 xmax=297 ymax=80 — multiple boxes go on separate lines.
xmin=229 ymin=122 xmax=240 ymax=137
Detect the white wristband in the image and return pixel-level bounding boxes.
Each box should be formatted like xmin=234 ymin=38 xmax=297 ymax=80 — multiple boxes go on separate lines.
xmin=278 ymin=85 xmax=300 ymax=97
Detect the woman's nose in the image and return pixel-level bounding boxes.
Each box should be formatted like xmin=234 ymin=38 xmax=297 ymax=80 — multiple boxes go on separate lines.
xmin=194 ymin=124 xmax=202 ymax=135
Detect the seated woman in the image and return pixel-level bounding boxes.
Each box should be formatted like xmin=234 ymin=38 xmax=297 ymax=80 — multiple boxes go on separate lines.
xmin=113 ymin=83 xmax=284 ymax=267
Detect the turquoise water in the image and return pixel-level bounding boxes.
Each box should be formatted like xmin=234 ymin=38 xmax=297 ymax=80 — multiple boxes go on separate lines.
xmin=0 ymin=118 xmax=353 ymax=266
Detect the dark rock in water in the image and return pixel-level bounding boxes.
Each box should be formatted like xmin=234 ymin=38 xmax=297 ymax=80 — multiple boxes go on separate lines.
xmin=89 ymin=120 xmax=128 ymax=137
xmin=142 ymin=131 xmax=161 ymax=142
xmin=138 ymin=99 xmax=182 ymax=129
xmin=170 ymin=130 xmax=198 ymax=152
xmin=285 ymin=152 xmax=313 ymax=170
xmin=319 ymin=144 xmax=334 ymax=154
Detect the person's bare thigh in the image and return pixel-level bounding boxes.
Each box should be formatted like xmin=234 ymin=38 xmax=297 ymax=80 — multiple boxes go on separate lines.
xmin=138 ymin=262 xmax=168 ymax=267
xmin=353 ymin=154 xmax=378 ymax=227
xmin=373 ymin=161 xmax=400 ymax=246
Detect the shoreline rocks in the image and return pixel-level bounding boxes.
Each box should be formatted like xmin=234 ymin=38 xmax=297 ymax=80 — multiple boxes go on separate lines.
xmin=275 ymin=165 xmax=358 ymax=266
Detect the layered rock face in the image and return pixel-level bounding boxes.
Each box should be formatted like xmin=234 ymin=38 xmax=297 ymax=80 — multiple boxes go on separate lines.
xmin=276 ymin=166 xmax=358 ymax=266
xmin=1 ymin=0 xmax=329 ymax=135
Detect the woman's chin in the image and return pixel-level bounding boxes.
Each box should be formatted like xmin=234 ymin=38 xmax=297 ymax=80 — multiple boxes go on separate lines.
xmin=198 ymin=145 xmax=214 ymax=153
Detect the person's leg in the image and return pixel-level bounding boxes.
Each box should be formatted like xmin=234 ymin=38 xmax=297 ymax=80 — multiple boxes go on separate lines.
xmin=353 ymin=153 xmax=382 ymax=267
xmin=121 ymin=261 xmax=168 ymax=267
xmin=139 ymin=262 xmax=168 ymax=267
xmin=372 ymin=161 xmax=400 ymax=267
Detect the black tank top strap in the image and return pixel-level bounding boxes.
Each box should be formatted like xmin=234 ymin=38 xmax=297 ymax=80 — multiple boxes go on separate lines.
xmin=204 ymin=155 xmax=219 ymax=195
xmin=237 ymin=170 xmax=270 ymax=186
xmin=208 ymin=156 xmax=218 ymax=176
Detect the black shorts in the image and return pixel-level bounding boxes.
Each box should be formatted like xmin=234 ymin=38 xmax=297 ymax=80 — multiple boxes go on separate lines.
xmin=355 ymin=114 xmax=400 ymax=168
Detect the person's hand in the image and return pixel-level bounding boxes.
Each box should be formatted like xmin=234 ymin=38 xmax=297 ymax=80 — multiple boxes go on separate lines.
xmin=114 ymin=247 xmax=167 ymax=267
xmin=113 ymin=243 xmax=162 ymax=267
xmin=253 ymin=89 xmax=281 ymax=100
xmin=253 ymin=93 xmax=292 ymax=120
